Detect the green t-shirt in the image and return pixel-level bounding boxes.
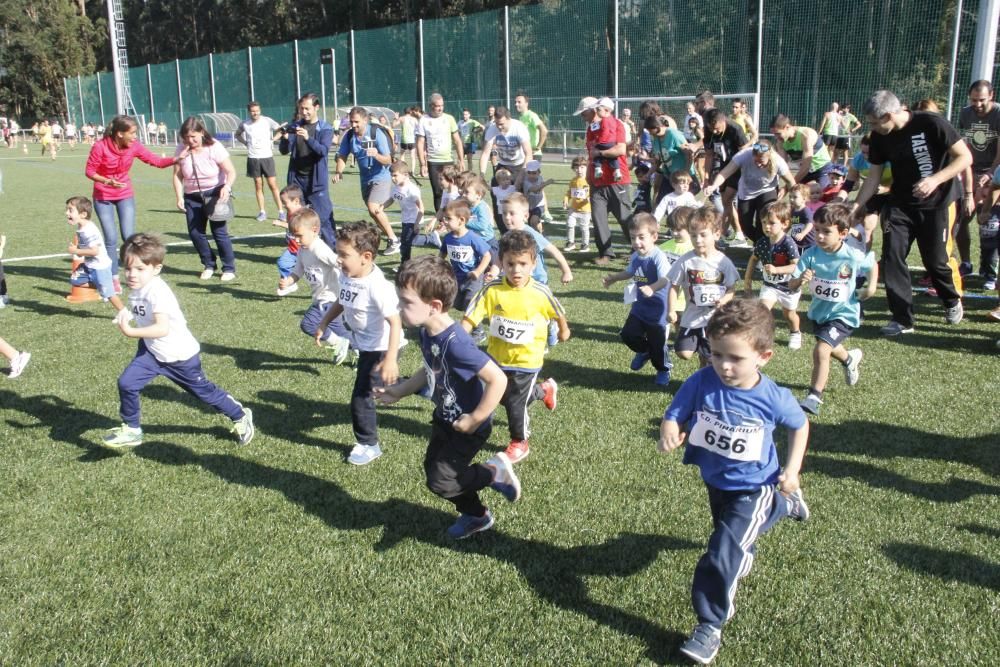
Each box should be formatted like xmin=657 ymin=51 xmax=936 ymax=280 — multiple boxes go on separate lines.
xmin=839 ymin=113 xmax=858 ymax=137
xmin=520 ymin=110 xmax=544 ymax=149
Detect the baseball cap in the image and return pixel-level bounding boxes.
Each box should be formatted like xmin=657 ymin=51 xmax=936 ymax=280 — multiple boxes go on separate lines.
xmin=596 ymin=97 xmax=615 ymax=111
xmin=830 ymin=164 xmax=847 ymax=176
xmin=573 ymin=97 xmax=598 ymax=116
xmin=525 ymin=160 xmax=541 ymax=172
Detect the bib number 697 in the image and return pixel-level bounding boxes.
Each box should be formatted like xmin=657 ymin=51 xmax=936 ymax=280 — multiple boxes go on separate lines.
xmin=702 ymin=428 xmax=746 ymax=454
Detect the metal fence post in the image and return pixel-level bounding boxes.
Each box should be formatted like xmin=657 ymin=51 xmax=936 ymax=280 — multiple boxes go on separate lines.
xmin=63 ymin=77 xmax=71 ymax=124
xmin=754 ymin=0 xmax=764 ymax=129
xmin=971 ymin=0 xmax=1000 ymax=81
xmin=77 ymin=75 xmax=86 ymax=125
xmin=419 ymin=19 xmax=426 ymax=111
xmin=613 ymin=0 xmax=619 ymax=103
xmin=209 ymin=53 xmax=217 ymax=113
xmin=248 ymin=46 xmax=255 ymax=101
xmin=147 ymin=64 xmax=155 ymax=123
xmin=946 ymin=0 xmax=964 ymax=121
xmin=332 ymin=50 xmax=339 ymax=118
xmin=176 ymin=59 xmax=184 ymax=121
xmin=350 ymin=30 xmax=358 ymax=106
xmin=504 ymin=6 xmax=511 ymax=109
xmin=96 ymin=72 xmax=106 ymax=125
xmin=320 ymin=64 xmax=326 ymax=119
xmin=294 ymin=39 xmax=301 ymax=99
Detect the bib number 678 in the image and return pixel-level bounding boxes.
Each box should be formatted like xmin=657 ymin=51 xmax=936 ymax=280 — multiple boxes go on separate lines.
xmin=702 ymin=428 xmax=746 ymax=454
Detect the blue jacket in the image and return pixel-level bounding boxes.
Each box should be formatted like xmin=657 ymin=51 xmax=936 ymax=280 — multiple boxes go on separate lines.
xmin=282 ymin=119 xmax=334 ymax=192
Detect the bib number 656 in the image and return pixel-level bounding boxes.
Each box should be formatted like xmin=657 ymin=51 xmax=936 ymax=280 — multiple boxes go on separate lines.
xmin=702 ymin=428 xmax=746 ymax=454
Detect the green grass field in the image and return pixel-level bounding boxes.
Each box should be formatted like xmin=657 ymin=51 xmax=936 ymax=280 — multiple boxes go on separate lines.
xmin=0 ymin=145 xmax=997 ymax=665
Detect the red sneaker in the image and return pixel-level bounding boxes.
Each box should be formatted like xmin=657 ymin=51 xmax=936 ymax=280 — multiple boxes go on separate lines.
xmin=504 ymin=439 xmax=530 ymax=463
xmin=539 ymin=378 xmax=558 ymax=411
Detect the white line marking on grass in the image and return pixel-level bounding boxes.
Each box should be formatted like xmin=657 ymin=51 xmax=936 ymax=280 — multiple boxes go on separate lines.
xmin=1 ymin=232 xmax=286 ymax=263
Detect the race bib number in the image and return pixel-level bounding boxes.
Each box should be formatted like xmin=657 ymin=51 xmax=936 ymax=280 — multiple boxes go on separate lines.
xmin=304 ymin=267 xmax=323 ymax=288
xmin=692 ymin=283 xmax=725 ymax=306
xmin=489 ymin=315 xmax=535 ymax=344
xmin=688 ymin=411 xmax=765 ymax=462
xmin=447 ymin=245 xmax=474 ymax=264
xmin=810 ymin=277 xmax=850 ymax=302
xmin=624 ymin=282 xmax=638 ymax=304
xmin=571 ymin=187 xmax=588 ymax=199
xmin=763 ymin=269 xmax=790 ymax=284
xmin=589 ymin=121 xmax=601 ymax=132
xmin=983 ymin=218 xmax=1000 ymax=238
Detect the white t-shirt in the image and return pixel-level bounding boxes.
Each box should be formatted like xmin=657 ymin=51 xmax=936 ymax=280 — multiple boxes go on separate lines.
xmin=653 ymin=191 xmax=700 ymax=223
xmin=146 ymin=122 xmax=157 ymax=136
xmin=665 ymin=250 xmax=741 ymax=329
xmin=338 ymin=266 xmax=405 ymax=352
xmin=415 ymin=113 xmax=458 ymax=163
xmin=128 ymin=276 xmax=200 ymax=363
xmin=65 ymin=123 xmax=77 ymax=138
xmin=492 ymin=184 xmax=517 ymax=208
xmin=484 ymin=120 xmax=531 ymax=167
xmin=76 ymin=221 xmax=112 ymax=270
xmin=440 ymin=188 xmax=460 ymax=211
xmin=51 ymin=123 xmax=62 ymax=137
xmin=732 ymin=149 xmax=791 ymax=200
xmin=391 ymin=180 xmax=423 ymax=226
xmin=238 ymin=116 xmax=280 ymax=159
xmin=293 ymin=238 xmax=341 ymax=304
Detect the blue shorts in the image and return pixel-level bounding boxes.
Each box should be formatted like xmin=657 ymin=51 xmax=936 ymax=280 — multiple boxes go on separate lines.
xmin=71 ymin=264 xmax=115 ymax=299
xmin=810 ymin=318 xmax=854 ymax=347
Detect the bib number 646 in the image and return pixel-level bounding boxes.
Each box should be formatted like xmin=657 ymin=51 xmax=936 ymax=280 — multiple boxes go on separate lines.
xmin=813 ymin=285 xmax=840 ymax=300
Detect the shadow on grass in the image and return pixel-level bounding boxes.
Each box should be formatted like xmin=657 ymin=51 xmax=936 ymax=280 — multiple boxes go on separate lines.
xmin=11 ymin=295 xmax=105 ymax=318
xmin=806 ymin=421 xmax=999 ymax=501
xmin=6 ymin=263 xmax=74 ymax=286
xmin=882 ymin=541 xmax=999 ymax=592
xmin=200 ymin=341 xmax=321 ymax=375
xmin=0 ymin=390 xmax=116 ymax=453
xmin=541 ymin=358 xmax=678 ymax=394
xmin=135 ymin=441 xmax=697 ymax=663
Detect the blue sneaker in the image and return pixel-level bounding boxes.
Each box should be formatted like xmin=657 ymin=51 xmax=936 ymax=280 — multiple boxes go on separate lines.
xmin=446 ymin=510 xmax=495 ymax=539
xmin=679 ymin=623 xmax=722 ymax=665
xmin=654 ymin=369 xmax=671 ymax=386
xmin=630 ymin=352 xmax=650 ymax=371
xmin=486 ymin=452 xmax=521 ymax=502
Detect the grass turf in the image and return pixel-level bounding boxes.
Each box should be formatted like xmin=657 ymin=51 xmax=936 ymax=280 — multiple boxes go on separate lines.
xmin=0 ymin=146 xmax=997 ymax=665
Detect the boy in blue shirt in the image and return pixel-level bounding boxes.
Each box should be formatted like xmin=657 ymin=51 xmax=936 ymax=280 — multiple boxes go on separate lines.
xmin=659 ymin=298 xmax=810 ymax=665
xmin=788 ymin=203 xmax=878 ymax=415
xmin=376 ymin=255 xmax=520 ymax=540
xmin=602 ymin=213 xmax=673 ymax=385
xmin=439 ymin=199 xmax=492 ymax=311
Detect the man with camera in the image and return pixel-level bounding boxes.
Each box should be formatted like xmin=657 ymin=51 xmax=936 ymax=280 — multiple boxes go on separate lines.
xmin=280 ymin=93 xmax=337 ymax=248
xmin=333 ymin=106 xmax=401 ymax=255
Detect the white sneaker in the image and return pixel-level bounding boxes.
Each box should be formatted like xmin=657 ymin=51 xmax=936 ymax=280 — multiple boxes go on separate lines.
xmin=788 ymin=331 xmax=802 ymax=350
xmin=381 ymin=239 xmax=401 ymax=256
xmin=199 ymin=268 xmax=214 ymax=280
xmin=348 ymin=443 xmax=382 ymax=466
xmin=8 ymin=351 xmax=30 ymax=378
xmin=276 ymin=282 xmax=299 ymax=297
xmin=255 ymin=211 xmax=268 ymax=222
xmin=220 ymin=272 xmax=236 ymax=282
xmin=843 ymin=348 xmax=863 ymax=386
xmin=327 ymin=335 xmax=351 ymax=366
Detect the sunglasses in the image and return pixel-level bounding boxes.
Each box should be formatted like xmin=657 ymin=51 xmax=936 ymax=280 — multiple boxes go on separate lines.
xmin=751 ymin=143 xmax=770 ymax=154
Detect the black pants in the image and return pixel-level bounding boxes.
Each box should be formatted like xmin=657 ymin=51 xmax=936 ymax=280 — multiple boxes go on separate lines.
xmin=737 ymin=190 xmax=777 ymax=243
xmin=882 ymin=202 xmax=961 ymax=328
xmin=352 ymin=350 xmax=385 ymax=446
xmin=501 ymin=369 xmax=542 ymax=441
xmin=428 ymin=162 xmax=449 ymax=212
xmin=0 ymin=261 xmax=6 ymax=296
xmin=620 ymin=313 xmax=670 ymax=371
xmin=424 ymin=420 xmax=493 ymax=516
xmin=591 ymin=184 xmax=634 ymax=259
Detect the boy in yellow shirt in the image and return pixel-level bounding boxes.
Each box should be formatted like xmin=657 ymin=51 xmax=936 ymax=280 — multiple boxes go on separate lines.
xmin=563 ymin=156 xmax=591 ymax=251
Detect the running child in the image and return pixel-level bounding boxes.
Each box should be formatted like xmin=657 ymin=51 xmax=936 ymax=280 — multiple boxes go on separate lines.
xmin=438 ymin=164 xmax=462 ymax=212
xmin=460 ymin=174 xmax=498 ymax=260
xmin=102 ymin=233 xmax=254 ymax=449
xmin=788 ymin=184 xmax=816 ymax=252
xmin=439 ymin=199 xmax=493 ymax=311
xmin=665 ymin=208 xmax=741 ymax=367
xmin=388 ymin=161 xmax=425 ymax=262
xmin=562 ymin=156 xmax=591 ymax=251
xmin=491 ymin=167 xmax=517 ymax=231
xmin=463 ymin=230 xmax=567 ymax=464
xmin=521 ymin=159 xmax=555 ymax=232
xmin=274 ymin=184 xmax=305 ymax=296
xmin=277 ymin=209 xmax=351 ymax=365
xmin=659 ymin=207 xmax=696 ymax=324
xmin=65 ymin=197 xmax=128 ymax=318
xmin=602 ymin=213 xmax=673 ymax=385
xmin=633 ymin=164 xmax=654 ymax=214
xmin=315 ymin=221 xmax=405 ymax=465
xmin=743 ymin=200 xmax=803 ymax=349
xmin=501 ymin=193 xmax=573 ymax=286
xmin=1 ymin=336 xmax=30 ymax=378
xmin=659 ymin=298 xmax=810 ymax=665
xmin=653 ymin=171 xmax=699 ymax=224
xmin=375 ymin=255 xmax=521 ymax=540
xmin=788 ymin=203 xmax=877 ymax=416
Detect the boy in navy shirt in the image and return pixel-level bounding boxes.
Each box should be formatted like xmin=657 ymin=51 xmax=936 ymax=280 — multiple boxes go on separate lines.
xmin=659 ymin=298 xmax=810 ymax=665
xmin=376 ymin=255 xmax=520 ymax=540
xmin=602 ymin=213 xmax=673 ymax=385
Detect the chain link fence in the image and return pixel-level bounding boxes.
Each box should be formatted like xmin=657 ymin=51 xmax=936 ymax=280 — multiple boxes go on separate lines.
xmin=67 ymin=0 xmax=997 ymax=137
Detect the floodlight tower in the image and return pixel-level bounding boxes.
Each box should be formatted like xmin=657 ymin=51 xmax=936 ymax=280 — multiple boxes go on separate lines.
xmin=106 ymin=0 xmax=136 ymax=116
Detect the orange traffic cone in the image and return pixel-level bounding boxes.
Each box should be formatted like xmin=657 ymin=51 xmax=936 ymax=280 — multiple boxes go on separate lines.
xmin=66 ymin=234 xmax=102 ymax=303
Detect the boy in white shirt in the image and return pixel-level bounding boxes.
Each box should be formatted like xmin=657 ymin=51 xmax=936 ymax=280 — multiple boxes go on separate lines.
xmin=65 ymin=196 xmax=128 ymax=314
xmin=653 ymin=171 xmax=699 ymax=225
xmin=315 ymin=222 xmax=405 ymax=466
xmin=387 ymin=161 xmax=426 ymax=262
xmin=102 ymin=233 xmax=254 ymax=449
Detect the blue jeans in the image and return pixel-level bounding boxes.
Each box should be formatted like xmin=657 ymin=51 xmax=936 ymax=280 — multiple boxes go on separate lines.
xmin=94 ymin=197 xmax=136 ymax=274
xmin=184 ymin=188 xmax=236 ymax=274
xmin=277 ymin=248 xmax=297 ymax=278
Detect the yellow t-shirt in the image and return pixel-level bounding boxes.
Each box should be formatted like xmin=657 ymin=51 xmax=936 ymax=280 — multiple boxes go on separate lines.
xmin=464 ymin=277 xmax=565 ymax=371
xmin=565 ymin=176 xmax=591 ymax=212
xmin=659 ymin=238 xmax=694 ymax=312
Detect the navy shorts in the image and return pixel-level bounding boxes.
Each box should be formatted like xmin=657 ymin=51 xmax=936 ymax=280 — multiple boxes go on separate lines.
xmin=810 ymin=318 xmax=855 ymax=347
xmin=676 ymin=326 xmax=711 ymax=358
